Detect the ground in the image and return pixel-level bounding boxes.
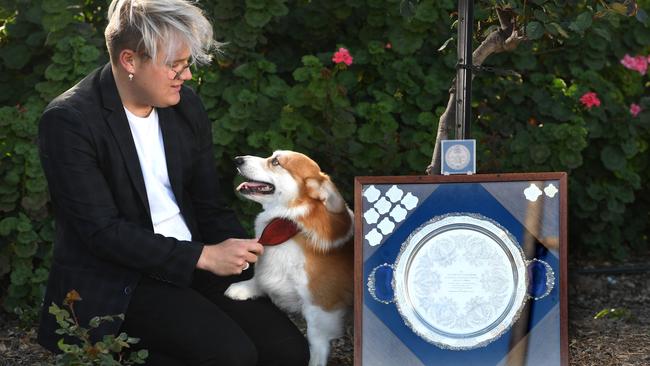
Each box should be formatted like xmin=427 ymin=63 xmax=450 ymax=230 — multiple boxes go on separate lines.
xmin=1 ymin=261 xmax=648 ymax=365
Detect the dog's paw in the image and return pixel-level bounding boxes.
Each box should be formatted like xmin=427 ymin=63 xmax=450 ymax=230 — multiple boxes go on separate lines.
xmin=225 ymin=281 xmax=259 ymax=300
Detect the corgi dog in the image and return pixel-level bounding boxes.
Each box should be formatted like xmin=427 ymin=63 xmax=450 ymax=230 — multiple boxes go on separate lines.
xmin=225 ymin=150 xmax=354 ymax=366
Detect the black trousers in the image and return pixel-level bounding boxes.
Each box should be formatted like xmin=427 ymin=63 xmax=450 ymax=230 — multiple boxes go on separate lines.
xmin=120 ymin=271 xmax=310 ymax=366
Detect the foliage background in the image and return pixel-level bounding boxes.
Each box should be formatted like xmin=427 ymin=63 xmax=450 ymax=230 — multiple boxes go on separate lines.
xmin=0 ymin=0 xmax=649 ymax=321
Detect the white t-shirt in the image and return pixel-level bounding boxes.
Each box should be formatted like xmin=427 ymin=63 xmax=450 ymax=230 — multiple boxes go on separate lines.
xmin=124 ymin=107 xmax=192 ymax=241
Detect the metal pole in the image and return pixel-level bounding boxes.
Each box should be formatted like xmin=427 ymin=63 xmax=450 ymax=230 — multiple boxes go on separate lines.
xmin=455 ymin=0 xmax=473 ymax=140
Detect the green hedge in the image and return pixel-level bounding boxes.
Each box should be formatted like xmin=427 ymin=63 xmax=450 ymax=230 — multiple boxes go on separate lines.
xmin=1 ymin=0 xmax=649 ymax=320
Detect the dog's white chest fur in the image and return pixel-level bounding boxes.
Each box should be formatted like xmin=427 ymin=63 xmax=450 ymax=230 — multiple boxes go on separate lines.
xmin=254 ymin=239 xmax=308 ymax=313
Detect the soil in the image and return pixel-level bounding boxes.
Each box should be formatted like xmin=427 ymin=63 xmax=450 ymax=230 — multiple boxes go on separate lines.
xmin=1 ymin=261 xmax=649 ymax=366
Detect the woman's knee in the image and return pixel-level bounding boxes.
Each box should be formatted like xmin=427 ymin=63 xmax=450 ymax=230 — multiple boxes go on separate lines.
xmin=260 ymin=333 xmax=310 ymax=366
xmin=282 ymin=340 xmax=310 ymax=366
xmin=193 ymin=336 xmax=258 ymax=366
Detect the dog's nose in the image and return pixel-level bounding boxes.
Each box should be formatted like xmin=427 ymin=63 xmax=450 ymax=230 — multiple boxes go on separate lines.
xmin=234 ymin=156 xmax=245 ymax=166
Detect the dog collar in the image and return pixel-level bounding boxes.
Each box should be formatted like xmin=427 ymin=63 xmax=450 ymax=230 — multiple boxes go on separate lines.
xmin=258 ymin=218 xmax=300 ymax=246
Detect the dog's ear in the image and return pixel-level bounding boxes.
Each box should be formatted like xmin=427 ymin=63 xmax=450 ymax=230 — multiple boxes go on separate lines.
xmin=305 ymin=177 xmax=346 ymax=213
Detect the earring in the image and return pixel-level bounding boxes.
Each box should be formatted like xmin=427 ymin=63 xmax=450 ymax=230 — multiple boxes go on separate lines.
xmin=128 ymin=73 xmax=134 ymax=81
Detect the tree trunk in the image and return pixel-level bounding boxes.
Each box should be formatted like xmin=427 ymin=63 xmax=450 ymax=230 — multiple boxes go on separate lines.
xmin=426 ymin=8 xmax=526 ymax=175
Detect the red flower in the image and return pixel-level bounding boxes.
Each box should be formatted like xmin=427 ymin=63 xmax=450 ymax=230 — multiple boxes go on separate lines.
xmin=579 ymin=92 xmax=601 ymax=109
xmin=332 ymin=47 xmax=353 ymax=66
xmin=630 ymin=103 xmax=642 ymax=117
xmin=620 ymin=54 xmax=648 ymax=75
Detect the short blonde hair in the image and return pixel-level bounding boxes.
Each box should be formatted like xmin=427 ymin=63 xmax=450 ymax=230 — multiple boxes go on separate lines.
xmin=105 ymin=0 xmax=218 ymax=66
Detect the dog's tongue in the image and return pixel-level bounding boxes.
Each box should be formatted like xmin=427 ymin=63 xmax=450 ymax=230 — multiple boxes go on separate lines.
xmin=258 ymin=218 xmax=300 ymax=246
xmin=237 ymin=181 xmax=267 ymax=191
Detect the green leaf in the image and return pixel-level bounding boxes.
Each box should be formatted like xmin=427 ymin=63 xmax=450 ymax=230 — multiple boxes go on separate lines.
xmin=633 ymin=25 xmax=650 ymax=44
xmin=45 ymin=63 xmax=71 ymax=81
xmin=600 ymin=146 xmax=626 ymax=172
xmin=526 ymin=21 xmax=545 ymax=40
xmin=569 ymin=11 xmax=593 ymax=34
xmin=530 ymin=144 xmax=551 ymax=163
xmin=17 ymin=230 xmax=38 ymax=244
xmin=388 ymin=27 xmax=424 ymax=55
xmin=227 ymin=103 xmax=252 ymax=121
xmin=551 ymin=103 xmax=572 ymax=121
xmin=78 ymin=45 xmax=100 ymax=63
xmin=268 ymin=2 xmax=289 ymax=17
xmin=279 ymin=111 xmax=306 ymax=131
xmin=621 ymin=140 xmax=638 ymax=158
xmin=331 ymin=110 xmax=357 ymax=139
xmin=399 ymin=0 xmax=417 ymax=18
xmin=25 ymin=31 xmax=46 ymax=47
xmin=607 ymin=198 xmax=625 ymax=214
xmin=0 ymin=44 xmax=32 ymax=69
xmin=286 ymin=86 xmax=308 ymax=107
xmin=261 ymin=76 xmax=288 ymax=97
xmin=0 ymin=217 xmax=18 ymax=236
xmin=292 ymin=68 xmax=311 ymax=82
xmin=513 ymin=52 xmax=537 ymax=70
xmin=57 ymin=338 xmax=73 ymax=353
xmin=594 ymin=307 xmax=630 ymax=320
xmin=415 ymin=94 xmax=433 ymax=111
xmin=533 ymin=9 xmax=549 ymax=22
xmin=266 ymin=131 xmax=293 ymax=151
xmin=41 ymin=13 xmax=73 ymax=32
xmin=358 ymin=123 xmax=383 ymax=143
xmin=368 ymin=41 xmax=386 ymax=55
xmin=42 ymin=0 xmax=72 ymax=14
xmin=9 ymin=265 xmax=31 ymax=286
xmin=14 ymin=241 xmax=38 ymax=258
xmin=245 ymin=10 xmax=273 ymax=28
xmin=245 ymin=0 xmax=267 ymax=10
xmin=246 ymin=131 xmax=267 ymax=148
xmin=257 ymin=60 xmax=277 ymax=74
xmin=414 ymin=2 xmax=437 ymax=22
xmin=237 ymin=89 xmax=258 ymax=104
xmin=32 ymin=268 xmax=49 ymax=283
xmin=592 ymin=27 xmax=611 ymax=42
xmin=89 ymin=316 xmax=101 ymax=328
xmin=417 ymin=112 xmax=435 ymax=126
xmin=233 ymin=63 xmax=258 ymax=80
xmin=559 ymin=151 xmax=583 ymax=169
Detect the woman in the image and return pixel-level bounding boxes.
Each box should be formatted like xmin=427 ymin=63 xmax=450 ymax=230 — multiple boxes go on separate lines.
xmin=36 ymin=0 xmax=309 ymax=365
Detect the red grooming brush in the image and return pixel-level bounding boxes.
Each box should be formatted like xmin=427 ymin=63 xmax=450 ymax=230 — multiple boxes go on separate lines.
xmin=258 ymin=218 xmax=300 ymax=246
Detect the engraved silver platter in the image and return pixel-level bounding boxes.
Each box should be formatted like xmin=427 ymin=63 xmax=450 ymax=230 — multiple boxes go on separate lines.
xmin=368 ymin=213 xmax=554 ymax=350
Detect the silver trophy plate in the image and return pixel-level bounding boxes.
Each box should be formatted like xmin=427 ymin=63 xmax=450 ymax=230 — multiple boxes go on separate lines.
xmin=392 ymin=214 xmax=528 ymax=350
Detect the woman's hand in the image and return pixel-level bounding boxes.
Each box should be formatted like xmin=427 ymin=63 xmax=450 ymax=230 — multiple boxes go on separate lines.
xmin=197 ymin=238 xmax=263 ymax=276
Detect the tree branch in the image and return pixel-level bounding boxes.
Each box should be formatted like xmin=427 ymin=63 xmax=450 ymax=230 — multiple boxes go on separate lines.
xmin=425 ymin=8 xmax=526 ymax=175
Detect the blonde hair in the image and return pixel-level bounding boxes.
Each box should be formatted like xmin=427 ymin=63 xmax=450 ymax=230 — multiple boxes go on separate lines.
xmin=104 ymin=0 xmax=219 ymax=66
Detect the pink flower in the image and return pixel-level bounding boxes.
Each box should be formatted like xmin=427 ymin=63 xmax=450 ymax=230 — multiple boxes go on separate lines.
xmin=620 ymin=54 xmax=648 ymax=75
xmin=332 ymin=47 xmax=353 ymax=66
xmin=385 ymin=42 xmax=392 ymax=49
xmin=580 ymin=92 xmax=601 ymax=109
xmin=630 ymin=103 xmax=642 ymax=117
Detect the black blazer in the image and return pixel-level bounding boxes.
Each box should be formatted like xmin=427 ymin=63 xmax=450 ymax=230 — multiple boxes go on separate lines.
xmin=37 ymin=63 xmax=248 ymax=352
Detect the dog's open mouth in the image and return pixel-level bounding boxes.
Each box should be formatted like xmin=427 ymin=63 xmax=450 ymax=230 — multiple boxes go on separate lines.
xmin=236 ymin=180 xmax=275 ymax=195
